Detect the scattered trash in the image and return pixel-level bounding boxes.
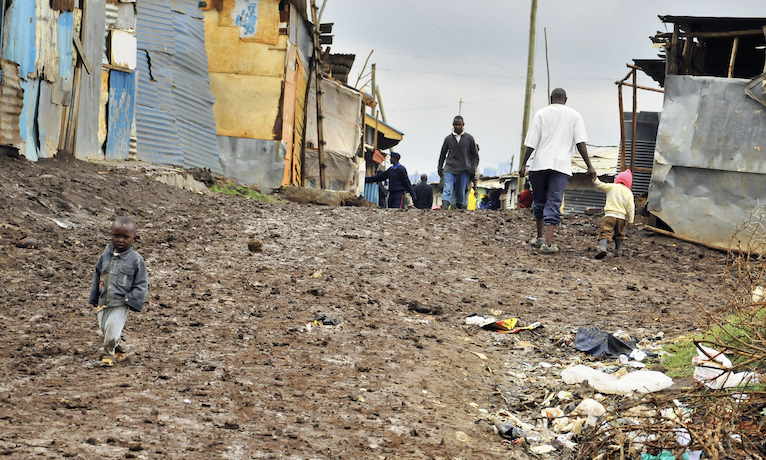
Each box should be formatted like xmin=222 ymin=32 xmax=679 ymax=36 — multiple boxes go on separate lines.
xmin=472 ymin=352 xmax=488 ymax=361
xmin=561 ymin=364 xmax=673 ymax=395
xmin=692 ymin=344 xmax=760 ymax=389
xmin=526 ymin=296 xmax=538 ymax=301
xmin=465 ymin=314 xmax=496 ymax=327
xmin=311 ymin=270 xmax=323 ymax=278
xmin=640 ymin=451 xmax=675 ymax=460
xmin=183 ymin=399 xmax=191 ymax=404
xmin=530 ymin=445 xmax=556 ymax=454
xmin=493 ymin=420 xmax=524 ymax=440
xmin=574 ymin=326 xmax=637 ymax=358
xmin=313 ymin=313 xmax=340 ymax=326
xmin=571 ymin=398 xmax=606 ymax=427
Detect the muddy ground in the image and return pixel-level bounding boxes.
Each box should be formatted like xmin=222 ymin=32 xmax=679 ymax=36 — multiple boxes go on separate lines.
xmin=0 ymin=153 xmax=726 ymax=459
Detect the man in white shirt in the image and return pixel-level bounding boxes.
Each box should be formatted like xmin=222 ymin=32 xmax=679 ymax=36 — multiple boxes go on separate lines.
xmin=519 ymin=88 xmax=596 ymax=254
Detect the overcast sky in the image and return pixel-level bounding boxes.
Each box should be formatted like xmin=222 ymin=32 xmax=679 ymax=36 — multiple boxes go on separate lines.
xmin=320 ymin=0 xmax=765 ymax=180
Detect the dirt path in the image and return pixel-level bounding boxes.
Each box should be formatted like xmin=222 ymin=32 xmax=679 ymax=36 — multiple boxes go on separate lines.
xmin=0 ymin=154 xmax=724 ymax=459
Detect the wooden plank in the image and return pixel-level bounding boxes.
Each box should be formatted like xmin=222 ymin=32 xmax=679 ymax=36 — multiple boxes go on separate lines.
xmin=682 ymin=29 xmax=765 ymax=38
xmin=644 ymin=225 xmax=729 ymax=253
xmin=72 ymin=33 xmax=92 ymax=75
xmin=728 ymin=37 xmax=739 ymax=78
xmin=103 ymin=63 xmax=134 ymax=73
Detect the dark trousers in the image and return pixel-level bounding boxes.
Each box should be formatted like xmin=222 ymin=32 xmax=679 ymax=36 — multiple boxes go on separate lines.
xmin=388 ymin=191 xmax=406 ymax=209
xmin=528 ymin=169 xmax=569 ymax=226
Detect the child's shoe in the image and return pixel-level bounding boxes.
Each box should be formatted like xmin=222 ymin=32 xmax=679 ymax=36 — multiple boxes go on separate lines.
xmin=540 ymin=243 xmax=559 ymax=254
xmin=100 ymin=354 xmax=115 ymax=367
xmin=595 ymin=239 xmax=608 ymax=259
xmin=614 ymin=239 xmax=624 ymax=257
xmin=529 ymin=237 xmax=545 ymax=247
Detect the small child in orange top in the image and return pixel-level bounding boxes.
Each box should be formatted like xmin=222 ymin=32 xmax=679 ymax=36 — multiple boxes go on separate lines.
xmin=591 ymin=169 xmax=635 ymax=259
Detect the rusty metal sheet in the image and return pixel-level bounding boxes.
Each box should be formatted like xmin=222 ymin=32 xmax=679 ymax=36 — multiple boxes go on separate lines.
xmin=2 ymin=0 xmax=37 ymax=78
xmin=106 ymin=70 xmax=136 ymax=160
xmin=0 ymin=60 xmax=24 ymax=148
xmin=649 ymin=75 xmax=766 ymax=251
xmin=37 ymin=81 xmax=64 ymax=159
xmin=75 ymin=0 xmax=107 ymax=160
xmin=34 ymin=1 xmax=60 ymax=82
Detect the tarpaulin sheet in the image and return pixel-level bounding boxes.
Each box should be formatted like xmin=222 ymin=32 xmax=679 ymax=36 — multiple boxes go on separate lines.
xmin=306 ymin=76 xmax=363 ymax=159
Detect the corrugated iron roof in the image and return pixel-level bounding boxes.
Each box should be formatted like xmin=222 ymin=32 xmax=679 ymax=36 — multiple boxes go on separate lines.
xmin=572 ymin=147 xmax=619 ymax=176
xmin=170 ymin=68 xmax=216 ymax=128
xmin=136 ymin=0 xmax=177 ymax=54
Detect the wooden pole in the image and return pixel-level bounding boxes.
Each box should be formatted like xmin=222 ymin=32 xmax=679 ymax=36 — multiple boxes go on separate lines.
xmin=631 ymin=69 xmax=638 ymax=173
xmin=618 ymin=83 xmax=626 ymax=172
xmin=668 ymin=23 xmax=680 ymax=75
xmin=371 ymin=63 xmax=376 ymax=112
xmin=728 ymin=36 xmax=739 ymax=78
xmin=310 ymin=0 xmax=326 ymax=189
xmin=544 ymin=27 xmax=550 ymax=104
xmin=516 ymin=0 xmax=537 ymax=195
xmin=375 ymin=86 xmax=386 ymax=123
xmin=680 ymin=36 xmax=693 ymax=75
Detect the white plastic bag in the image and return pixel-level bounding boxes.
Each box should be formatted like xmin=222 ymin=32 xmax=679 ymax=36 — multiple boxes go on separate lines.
xmin=561 ymin=365 xmax=673 ymax=395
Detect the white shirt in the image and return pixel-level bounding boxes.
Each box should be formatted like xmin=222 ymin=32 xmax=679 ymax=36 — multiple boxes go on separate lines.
xmin=524 ymin=104 xmax=587 ymax=176
xmin=452 ymin=131 xmax=462 ymax=143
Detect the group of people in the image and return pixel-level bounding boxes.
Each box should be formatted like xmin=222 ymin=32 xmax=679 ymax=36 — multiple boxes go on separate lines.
xmin=91 ymin=87 xmax=634 ymax=367
xmin=365 ymin=87 xmax=635 ymax=257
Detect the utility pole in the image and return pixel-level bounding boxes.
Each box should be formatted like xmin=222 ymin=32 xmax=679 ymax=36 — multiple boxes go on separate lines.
xmin=517 ymin=0 xmax=537 ymax=195
xmin=310 ymin=0 xmax=326 ymax=189
xmin=459 ymin=98 xmax=463 ymax=116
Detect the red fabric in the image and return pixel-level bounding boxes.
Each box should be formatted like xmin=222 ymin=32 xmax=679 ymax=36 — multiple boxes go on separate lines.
xmin=615 ymin=169 xmax=633 ymax=190
xmin=517 ymin=189 xmax=533 ymax=208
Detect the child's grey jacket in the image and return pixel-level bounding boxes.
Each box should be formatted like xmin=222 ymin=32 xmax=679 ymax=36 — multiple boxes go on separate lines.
xmin=89 ymin=244 xmax=148 ymax=312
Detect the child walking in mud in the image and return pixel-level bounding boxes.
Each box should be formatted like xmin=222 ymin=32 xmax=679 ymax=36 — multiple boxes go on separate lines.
xmin=88 ymin=217 xmax=148 ymax=366
xmin=591 ymin=170 xmax=635 ymax=259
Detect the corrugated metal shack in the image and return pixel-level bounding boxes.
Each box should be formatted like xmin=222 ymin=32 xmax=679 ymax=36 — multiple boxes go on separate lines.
xmin=202 ymin=0 xmax=313 ymax=192
xmin=637 ymin=16 xmax=766 ymax=251
xmin=135 ymin=0 xmax=221 ymax=173
xmin=0 ymin=0 xmax=220 ymax=175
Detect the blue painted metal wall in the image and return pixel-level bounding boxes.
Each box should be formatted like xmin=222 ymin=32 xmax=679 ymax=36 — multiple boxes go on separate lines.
xmin=135 ymin=0 xmax=222 ymax=174
xmin=106 ymin=71 xmax=137 ymax=160
xmin=364 ymin=183 xmax=380 ymax=207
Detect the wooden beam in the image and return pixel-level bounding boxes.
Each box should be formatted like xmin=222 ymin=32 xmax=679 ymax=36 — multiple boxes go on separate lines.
xmin=631 ymin=69 xmax=637 ymax=174
xmin=618 ymin=84 xmax=625 ymax=172
xmin=102 ymin=63 xmax=133 ymax=74
xmin=668 ymin=24 xmax=680 ymax=75
xmin=728 ymin=36 xmax=739 ymax=78
xmin=615 ymin=81 xmax=664 ymax=94
xmin=681 ymin=29 xmax=765 ymax=38
xmin=72 ymin=34 xmax=92 ymax=75
xmin=644 ymin=225 xmax=729 ymax=253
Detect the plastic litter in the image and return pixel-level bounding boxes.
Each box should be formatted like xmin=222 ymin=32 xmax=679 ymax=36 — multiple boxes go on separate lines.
xmin=493 ymin=419 xmax=524 ymax=440
xmin=465 ymin=314 xmax=495 ymax=327
xmin=313 ymin=313 xmax=340 ymax=326
xmin=561 ymin=364 xmax=674 ymax=395
xmin=574 ymin=327 xmax=636 ymax=358
xmin=571 ymin=398 xmax=606 ymax=427
xmin=630 ymin=349 xmax=648 ymax=361
xmin=641 ymin=451 xmax=675 ymax=460
xmin=692 ymin=344 xmax=760 ymax=389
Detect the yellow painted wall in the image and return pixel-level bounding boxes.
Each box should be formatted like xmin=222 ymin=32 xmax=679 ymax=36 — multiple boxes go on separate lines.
xmin=219 ymin=0 xmax=280 ymax=45
xmin=204 ymin=7 xmax=286 ymax=77
xmin=203 ymin=3 xmax=289 ymax=140
xmin=210 ymin=73 xmax=283 ymax=139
